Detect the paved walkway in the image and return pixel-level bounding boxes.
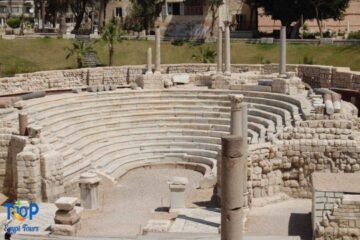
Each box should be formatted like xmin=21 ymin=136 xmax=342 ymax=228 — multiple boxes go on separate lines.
xmin=246 ymin=199 xmax=312 ymax=240
xmin=78 ymin=168 xmax=203 ymax=237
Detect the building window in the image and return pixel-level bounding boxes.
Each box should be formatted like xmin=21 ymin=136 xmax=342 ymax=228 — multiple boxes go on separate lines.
xmin=0 ymin=6 xmax=6 ymax=13
xmin=25 ymin=6 xmax=32 ymax=14
xmin=11 ymin=7 xmax=21 ymax=13
xmin=114 ymin=7 xmax=122 ymax=17
xmin=184 ymin=0 xmax=203 ymax=15
xmin=167 ymin=3 xmax=181 ymax=15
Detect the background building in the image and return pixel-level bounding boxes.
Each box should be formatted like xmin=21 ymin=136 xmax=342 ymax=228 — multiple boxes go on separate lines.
xmin=0 ymin=0 xmax=34 ymax=27
xmin=258 ymin=0 xmax=360 ymax=34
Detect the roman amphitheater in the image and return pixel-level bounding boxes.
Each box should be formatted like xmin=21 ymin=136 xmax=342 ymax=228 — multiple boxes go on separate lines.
xmin=0 ymin=38 xmax=360 ymax=240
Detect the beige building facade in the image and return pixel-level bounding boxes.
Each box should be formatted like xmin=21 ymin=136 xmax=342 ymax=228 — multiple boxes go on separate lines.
xmin=258 ymin=0 xmax=360 ymax=33
xmin=0 ymin=0 xmax=34 ymax=27
xmin=105 ymin=0 xmax=252 ymax=37
xmin=106 ymin=0 xmax=360 ymax=37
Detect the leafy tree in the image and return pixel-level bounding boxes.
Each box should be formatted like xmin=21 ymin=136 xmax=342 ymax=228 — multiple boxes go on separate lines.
xmin=70 ymin=0 xmax=95 ymax=32
xmin=192 ymin=46 xmax=217 ymax=63
xmin=101 ymin=23 xmax=124 ymax=66
xmin=129 ymin=0 xmax=165 ymax=34
xmin=51 ymin=0 xmax=71 ymax=34
xmin=98 ymin=0 xmax=110 ymax=27
xmin=309 ymin=0 xmax=349 ymax=38
xmin=65 ymin=40 xmax=97 ymax=68
xmin=255 ymin=0 xmax=350 ymax=38
xmin=255 ymin=0 xmax=311 ymax=28
xmin=6 ymin=16 xmax=21 ymax=29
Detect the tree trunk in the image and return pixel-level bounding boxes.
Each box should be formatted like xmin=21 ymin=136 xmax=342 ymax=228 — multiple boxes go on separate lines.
xmin=59 ymin=12 xmax=67 ymax=34
xmin=109 ymin=46 xmax=114 ymax=66
xmin=72 ymin=0 xmax=88 ymax=32
xmin=77 ymin=57 xmax=83 ymax=68
xmin=210 ymin=7 xmax=217 ymax=37
xmin=41 ymin=0 xmax=46 ymax=31
xmin=290 ymin=19 xmax=301 ymax=39
xmin=315 ymin=7 xmax=323 ymax=38
xmin=249 ymin=6 xmax=254 ymax=31
xmin=99 ymin=0 xmax=108 ymax=28
xmin=254 ymin=7 xmax=259 ymax=31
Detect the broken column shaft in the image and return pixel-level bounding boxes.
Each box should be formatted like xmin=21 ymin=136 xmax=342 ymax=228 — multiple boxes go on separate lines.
xmin=19 ymin=112 xmax=28 ymax=136
xmin=217 ymin=27 xmax=223 ymax=73
xmin=221 ymin=135 xmax=245 ymax=240
xmin=224 ymin=22 xmax=231 ymax=75
xmin=279 ymin=26 xmax=287 ymax=76
xmin=146 ymin=48 xmax=153 ymax=74
xmin=155 ymin=27 xmax=161 ymax=74
xmin=228 ymin=94 xmax=249 ymax=208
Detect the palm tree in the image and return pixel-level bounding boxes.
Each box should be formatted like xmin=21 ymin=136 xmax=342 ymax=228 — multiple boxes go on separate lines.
xmin=192 ymin=47 xmax=217 ymax=63
xmin=101 ymin=23 xmax=124 ymax=66
xmin=65 ymin=40 xmax=97 ymax=68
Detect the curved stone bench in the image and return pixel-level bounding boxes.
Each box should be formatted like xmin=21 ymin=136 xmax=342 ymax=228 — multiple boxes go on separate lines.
xmin=14 ymin=89 xmax=305 ymax=191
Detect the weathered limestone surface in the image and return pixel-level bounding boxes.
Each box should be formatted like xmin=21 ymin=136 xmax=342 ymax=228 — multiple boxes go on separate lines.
xmin=0 ymin=84 xmax=358 ymax=204
xmin=315 ymin=194 xmax=360 ymax=240
xmin=0 ymin=63 xmax=359 ymax=94
xmin=79 ymin=172 xmax=100 ymax=210
xmin=52 ymin=197 xmax=81 ymax=236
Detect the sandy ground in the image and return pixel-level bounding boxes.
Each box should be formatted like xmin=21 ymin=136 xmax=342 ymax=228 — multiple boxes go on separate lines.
xmin=246 ymin=199 xmax=313 ymax=240
xmin=78 ymin=168 xmax=205 ymax=237
xmin=78 ymin=167 xmax=313 ymax=239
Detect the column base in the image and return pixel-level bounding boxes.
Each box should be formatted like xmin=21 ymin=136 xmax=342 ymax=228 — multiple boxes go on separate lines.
xmin=145 ymin=71 xmax=153 ymax=75
xmin=224 ymin=71 xmax=231 ymax=76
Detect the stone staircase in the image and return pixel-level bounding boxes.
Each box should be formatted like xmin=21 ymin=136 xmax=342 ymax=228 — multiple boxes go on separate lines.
xmin=16 ymin=89 xmax=305 ymax=192
xmin=75 ymin=35 xmax=98 ymax=68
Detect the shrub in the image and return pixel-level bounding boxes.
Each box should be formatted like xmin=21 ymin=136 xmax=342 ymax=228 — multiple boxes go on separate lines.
xmin=6 ymin=16 xmax=21 ymax=29
xmin=260 ymin=56 xmax=271 ymax=64
xmin=302 ymin=32 xmax=316 ymax=39
xmin=192 ymin=47 xmax=216 ymax=63
xmin=348 ymin=31 xmax=360 ymax=40
xmin=303 ymin=56 xmax=315 ymax=65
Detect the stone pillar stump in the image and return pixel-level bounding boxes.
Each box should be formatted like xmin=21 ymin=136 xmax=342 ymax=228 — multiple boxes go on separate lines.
xmin=79 ymin=172 xmax=100 ymax=210
xmin=168 ymin=177 xmax=188 ymax=212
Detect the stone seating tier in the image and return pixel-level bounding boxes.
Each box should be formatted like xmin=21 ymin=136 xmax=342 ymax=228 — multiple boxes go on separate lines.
xmin=7 ymin=89 xmax=303 ymax=192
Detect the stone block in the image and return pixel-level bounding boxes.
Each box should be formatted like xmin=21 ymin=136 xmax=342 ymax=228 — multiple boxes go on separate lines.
xmin=27 ymin=125 xmax=42 ymax=138
xmin=143 ymin=220 xmax=172 ymax=233
xmin=51 ymin=223 xmax=79 ymax=236
xmin=55 ymin=197 xmax=78 ymax=211
xmin=54 ymin=209 xmax=80 ymax=225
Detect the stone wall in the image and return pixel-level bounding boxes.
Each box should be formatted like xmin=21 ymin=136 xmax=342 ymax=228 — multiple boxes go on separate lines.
xmin=3 ymin=129 xmax=64 ymax=202
xmin=315 ymin=194 xmax=360 ymax=240
xmin=0 ymin=63 xmax=359 ymax=95
xmin=276 ymin=120 xmax=360 ymax=198
xmin=246 ymin=120 xmax=360 ymax=201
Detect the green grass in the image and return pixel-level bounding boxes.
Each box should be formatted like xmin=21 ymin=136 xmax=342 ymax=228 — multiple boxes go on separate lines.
xmin=0 ymin=38 xmax=360 ymax=77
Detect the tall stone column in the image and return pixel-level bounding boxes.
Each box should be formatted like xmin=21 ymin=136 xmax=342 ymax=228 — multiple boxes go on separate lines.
xmin=217 ymin=27 xmax=223 ymax=73
xmin=146 ymin=48 xmax=153 ymax=74
xmin=228 ymin=94 xmax=248 ymax=208
xmin=224 ymin=22 xmax=231 ymax=75
xmin=155 ymin=27 xmax=161 ymax=74
xmin=279 ymin=26 xmax=287 ymax=76
xmin=221 ymin=135 xmax=244 ymax=240
xmin=19 ymin=112 xmax=28 ymax=136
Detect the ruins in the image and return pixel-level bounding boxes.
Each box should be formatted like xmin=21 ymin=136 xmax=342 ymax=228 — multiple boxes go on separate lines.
xmin=0 ymin=28 xmax=359 ymax=240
